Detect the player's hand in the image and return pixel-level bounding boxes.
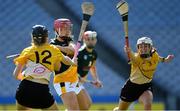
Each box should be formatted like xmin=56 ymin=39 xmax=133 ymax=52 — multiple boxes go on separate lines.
xmin=79 ymin=77 xmax=87 ymax=83
xmin=124 ymin=45 xmax=131 ymax=54
xmin=17 ymin=73 xmax=23 ymax=81
xmin=92 ymin=80 xmax=103 ymax=88
xmin=72 ymin=57 xmax=78 ymax=66
xmin=165 ymin=54 xmax=174 ymax=62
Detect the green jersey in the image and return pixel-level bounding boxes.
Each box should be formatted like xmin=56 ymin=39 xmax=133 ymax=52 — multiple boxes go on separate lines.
xmin=77 ymin=46 xmax=97 ymax=77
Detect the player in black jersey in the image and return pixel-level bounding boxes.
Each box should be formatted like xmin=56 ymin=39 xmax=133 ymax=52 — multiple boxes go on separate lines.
xmin=50 ymin=18 xmax=79 ymax=110
xmin=76 ymin=31 xmax=103 ymax=110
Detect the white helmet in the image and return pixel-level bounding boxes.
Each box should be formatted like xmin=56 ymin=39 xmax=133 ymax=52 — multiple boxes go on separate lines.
xmin=137 ymin=37 xmax=153 ymax=46
xmin=83 ymin=31 xmax=97 ymax=40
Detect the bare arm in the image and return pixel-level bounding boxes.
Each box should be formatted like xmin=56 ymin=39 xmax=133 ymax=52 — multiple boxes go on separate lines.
xmin=13 ymin=64 xmax=24 ymax=80
xmin=90 ymin=62 xmax=99 ymax=81
xmin=56 ymin=43 xmax=75 ymax=55
xmin=90 ymin=61 xmax=102 ymax=88
xmin=61 ymin=55 xmax=77 ymax=66
xmin=159 ymin=54 xmax=174 ymax=63
xmin=124 ymin=45 xmax=136 ymax=63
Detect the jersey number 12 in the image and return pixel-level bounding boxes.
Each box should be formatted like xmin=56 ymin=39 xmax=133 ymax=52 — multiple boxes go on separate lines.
xmin=35 ymin=50 xmax=52 ymax=65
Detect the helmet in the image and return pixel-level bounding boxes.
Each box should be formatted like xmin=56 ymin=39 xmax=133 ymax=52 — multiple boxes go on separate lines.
xmin=32 ymin=25 xmax=48 ymax=37
xmin=137 ymin=37 xmax=153 ymax=46
xmin=137 ymin=37 xmax=153 ymax=58
xmin=83 ymin=31 xmax=97 ymax=40
xmin=32 ymin=25 xmax=48 ymax=46
xmin=83 ymin=31 xmax=97 ymax=49
xmin=54 ymin=18 xmax=72 ymax=37
xmin=54 ymin=18 xmax=72 ymax=31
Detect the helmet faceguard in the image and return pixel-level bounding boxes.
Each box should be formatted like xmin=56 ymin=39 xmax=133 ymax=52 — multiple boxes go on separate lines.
xmin=83 ymin=31 xmax=97 ymax=49
xmin=54 ymin=18 xmax=73 ymax=40
xmin=136 ymin=37 xmax=153 ymax=58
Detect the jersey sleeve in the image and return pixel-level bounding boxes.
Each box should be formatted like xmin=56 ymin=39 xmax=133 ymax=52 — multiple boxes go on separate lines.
xmin=129 ymin=51 xmax=137 ymax=64
xmin=156 ymin=52 xmax=164 ymax=62
xmin=55 ymin=49 xmax=64 ymax=62
xmin=14 ymin=48 xmax=31 ymax=65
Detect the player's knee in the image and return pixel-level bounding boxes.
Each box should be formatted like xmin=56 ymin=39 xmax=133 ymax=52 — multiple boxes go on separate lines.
xmin=87 ymin=101 xmax=92 ymax=109
xmin=143 ymin=100 xmax=152 ymax=110
xmin=89 ymin=98 xmax=92 ymax=105
xmin=68 ymin=104 xmax=79 ymax=110
xmin=85 ymin=97 xmax=92 ymax=109
xmin=83 ymin=102 xmax=92 ymax=110
xmin=88 ymin=97 xmax=93 ymax=108
xmin=80 ymin=100 xmax=92 ymax=110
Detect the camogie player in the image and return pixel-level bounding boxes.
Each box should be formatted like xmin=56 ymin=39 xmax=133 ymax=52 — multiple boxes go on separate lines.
xmin=114 ymin=37 xmax=174 ymax=111
xmin=50 ymin=18 xmax=79 ymax=110
xmin=13 ymin=25 xmax=76 ymax=110
xmin=76 ymin=31 xmax=102 ymax=110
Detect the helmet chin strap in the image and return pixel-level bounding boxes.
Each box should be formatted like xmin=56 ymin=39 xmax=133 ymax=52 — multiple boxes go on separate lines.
xmin=55 ymin=31 xmax=72 ymax=40
xmin=87 ymin=45 xmax=95 ymax=49
xmin=55 ymin=31 xmax=60 ymax=38
xmin=140 ymin=54 xmax=151 ymax=58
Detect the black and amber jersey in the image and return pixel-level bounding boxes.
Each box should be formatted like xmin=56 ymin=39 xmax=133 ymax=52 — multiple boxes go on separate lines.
xmin=50 ymin=38 xmax=78 ymax=83
xmin=50 ymin=38 xmax=73 ymax=74
xmin=14 ymin=43 xmax=63 ymax=81
xmin=77 ymin=46 xmax=97 ymax=77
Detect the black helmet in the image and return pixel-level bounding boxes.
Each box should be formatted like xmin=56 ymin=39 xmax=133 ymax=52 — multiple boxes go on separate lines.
xmin=32 ymin=25 xmax=48 ymax=37
xmin=31 ymin=25 xmax=48 ymax=46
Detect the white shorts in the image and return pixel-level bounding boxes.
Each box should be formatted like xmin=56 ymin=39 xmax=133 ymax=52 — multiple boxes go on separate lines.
xmin=74 ymin=82 xmax=85 ymax=95
xmin=54 ymin=81 xmax=78 ymax=96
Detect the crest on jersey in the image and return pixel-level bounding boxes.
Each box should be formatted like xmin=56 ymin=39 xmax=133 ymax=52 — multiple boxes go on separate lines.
xmin=84 ymin=55 xmax=88 ymax=60
xmin=33 ymin=66 xmax=46 ymax=74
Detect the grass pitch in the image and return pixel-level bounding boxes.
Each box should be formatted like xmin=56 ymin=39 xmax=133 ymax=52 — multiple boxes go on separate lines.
xmin=0 ymin=102 xmax=164 ymax=110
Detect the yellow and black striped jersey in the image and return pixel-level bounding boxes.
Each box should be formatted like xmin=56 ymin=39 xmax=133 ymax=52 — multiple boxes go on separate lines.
xmin=50 ymin=38 xmax=78 ymax=83
xmin=129 ymin=51 xmax=162 ymax=84
xmin=14 ymin=43 xmax=64 ymax=81
xmin=50 ymin=38 xmax=74 ymax=73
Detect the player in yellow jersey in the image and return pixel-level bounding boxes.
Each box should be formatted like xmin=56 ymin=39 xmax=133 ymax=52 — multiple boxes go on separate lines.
xmin=113 ymin=37 xmax=174 ymax=111
xmin=50 ymin=18 xmax=79 ymax=110
xmin=13 ymin=25 xmax=76 ymax=111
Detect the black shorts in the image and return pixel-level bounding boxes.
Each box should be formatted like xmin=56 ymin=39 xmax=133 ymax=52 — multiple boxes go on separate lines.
xmin=16 ymin=79 xmax=55 ymax=109
xmin=120 ymin=79 xmax=152 ymax=102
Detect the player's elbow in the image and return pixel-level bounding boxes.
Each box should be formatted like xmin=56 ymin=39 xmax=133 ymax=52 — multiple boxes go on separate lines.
xmin=66 ymin=48 xmax=75 ymax=55
xmin=13 ymin=69 xmax=21 ymax=80
xmin=13 ymin=71 xmax=18 ymax=79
